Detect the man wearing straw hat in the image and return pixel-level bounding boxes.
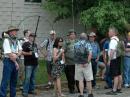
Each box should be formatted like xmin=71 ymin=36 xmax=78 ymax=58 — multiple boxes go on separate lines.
xmin=0 ymin=26 xmax=22 ymax=97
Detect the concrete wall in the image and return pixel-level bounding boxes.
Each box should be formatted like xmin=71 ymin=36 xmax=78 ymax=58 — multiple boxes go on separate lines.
xmin=0 ymin=0 xmax=85 ymax=43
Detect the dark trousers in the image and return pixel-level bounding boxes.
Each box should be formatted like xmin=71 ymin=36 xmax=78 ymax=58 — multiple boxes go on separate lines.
xmin=105 ymin=65 xmax=112 ymax=88
xmin=0 ymin=58 xmax=18 ymax=97
xmin=91 ymin=59 xmax=97 ymax=87
xmin=65 ymin=65 xmax=75 ymax=92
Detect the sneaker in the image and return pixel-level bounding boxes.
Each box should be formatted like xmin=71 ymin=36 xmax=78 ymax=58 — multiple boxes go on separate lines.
xmin=116 ymin=89 xmax=122 ymax=93
xmin=105 ymin=90 xmax=117 ymax=95
xmin=124 ymin=84 xmax=130 ymax=88
xmin=78 ymin=95 xmax=84 ymax=97
xmin=69 ymin=90 xmax=75 ymax=94
xmin=20 ymin=86 xmax=23 ymax=90
xmin=48 ymin=81 xmax=52 ymax=85
xmin=22 ymin=93 xmax=28 ymax=97
xmin=88 ymin=94 xmax=94 ymax=97
xmin=28 ymin=91 xmax=37 ymax=95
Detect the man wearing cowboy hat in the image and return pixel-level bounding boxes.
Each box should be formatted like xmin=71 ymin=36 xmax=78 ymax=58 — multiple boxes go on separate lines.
xmin=0 ymin=26 xmax=22 ymax=97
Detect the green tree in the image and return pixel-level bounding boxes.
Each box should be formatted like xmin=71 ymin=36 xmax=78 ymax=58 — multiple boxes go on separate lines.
xmin=43 ymin=0 xmax=130 ymax=35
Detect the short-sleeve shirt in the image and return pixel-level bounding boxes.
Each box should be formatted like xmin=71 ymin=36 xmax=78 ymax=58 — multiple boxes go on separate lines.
xmin=103 ymin=40 xmax=109 ymax=51
xmin=3 ymin=38 xmax=22 ymax=57
xmin=40 ymin=38 xmax=54 ymax=61
xmin=74 ymin=40 xmax=92 ymax=64
xmin=124 ymin=40 xmax=130 ymax=56
xmin=22 ymin=41 xmax=38 ymax=66
xmin=108 ymin=36 xmax=119 ymax=59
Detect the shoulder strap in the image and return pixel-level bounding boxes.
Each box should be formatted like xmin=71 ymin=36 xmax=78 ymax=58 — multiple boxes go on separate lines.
xmin=46 ymin=38 xmax=49 ymax=50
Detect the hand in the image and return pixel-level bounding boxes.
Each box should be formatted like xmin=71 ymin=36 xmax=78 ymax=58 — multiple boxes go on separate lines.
xmin=60 ymin=49 xmax=64 ymax=53
xmin=95 ymin=58 xmax=99 ymax=62
xmin=15 ymin=62 xmax=19 ymax=70
xmin=10 ymin=53 xmax=17 ymax=61
xmin=107 ymin=61 xmax=110 ymax=66
xmin=29 ymin=51 xmax=33 ymax=55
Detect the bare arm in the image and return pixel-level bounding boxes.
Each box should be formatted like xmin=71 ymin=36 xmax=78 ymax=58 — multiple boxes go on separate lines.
xmin=53 ymin=48 xmax=63 ymax=62
xmin=22 ymin=51 xmax=32 ymax=56
xmin=88 ymin=52 xmax=92 ymax=63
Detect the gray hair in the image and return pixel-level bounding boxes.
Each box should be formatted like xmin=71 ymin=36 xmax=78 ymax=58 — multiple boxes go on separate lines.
xmin=80 ymin=32 xmax=87 ymax=40
xmin=109 ymin=26 xmax=118 ymax=35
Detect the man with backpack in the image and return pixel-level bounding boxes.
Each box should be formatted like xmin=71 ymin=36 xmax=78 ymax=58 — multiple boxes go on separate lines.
xmin=74 ymin=33 xmax=94 ymax=97
xmin=40 ymin=30 xmax=56 ymax=87
xmin=106 ymin=27 xmax=122 ymax=95
xmin=0 ymin=26 xmax=22 ymax=97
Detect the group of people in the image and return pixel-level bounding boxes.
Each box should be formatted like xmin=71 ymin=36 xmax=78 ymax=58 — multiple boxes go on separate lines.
xmin=0 ymin=25 xmax=130 ymax=97
xmin=0 ymin=26 xmax=38 ymax=97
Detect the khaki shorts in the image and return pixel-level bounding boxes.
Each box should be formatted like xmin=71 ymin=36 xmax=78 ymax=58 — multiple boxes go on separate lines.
xmin=75 ymin=63 xmax=93 ymax=81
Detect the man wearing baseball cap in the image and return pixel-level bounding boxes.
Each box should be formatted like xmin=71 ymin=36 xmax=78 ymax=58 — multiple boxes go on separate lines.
xmin=0 ymin=26 xmax=22 ymax=97
xmin=89 ymin=32 xmax=100 ymax=88
xmin=22 ymin=32 xmax=38 ymax=97
xmin=40 ymin=30 xmax=56 ymax=88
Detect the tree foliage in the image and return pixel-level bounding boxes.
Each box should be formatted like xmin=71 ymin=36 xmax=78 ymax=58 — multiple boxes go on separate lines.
xmin=43 ymin=0 xmax=130 ymax=35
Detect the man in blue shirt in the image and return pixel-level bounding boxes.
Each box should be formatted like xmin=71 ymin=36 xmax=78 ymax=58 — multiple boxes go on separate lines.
xmin=89 ymin=32 xmax=100 ymax=88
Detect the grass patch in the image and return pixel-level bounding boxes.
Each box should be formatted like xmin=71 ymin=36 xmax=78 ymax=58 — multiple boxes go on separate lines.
xmin=35 ymin=59 xmax=66 ymax=85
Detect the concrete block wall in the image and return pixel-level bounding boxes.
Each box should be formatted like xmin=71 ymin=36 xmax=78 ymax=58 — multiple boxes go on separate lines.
xmin=0 ymin=0 xmax=85 ymax=44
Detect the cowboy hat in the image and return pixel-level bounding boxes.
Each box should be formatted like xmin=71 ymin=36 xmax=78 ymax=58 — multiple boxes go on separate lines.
xmin=5 ymin=26 xmax=19 ymax=33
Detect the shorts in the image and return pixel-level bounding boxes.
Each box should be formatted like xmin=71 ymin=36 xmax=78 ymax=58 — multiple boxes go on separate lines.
xmin=75 ymin=63 xmax=93 ymax=81
xmin=110 ymin=57 xmax=121 ymax=78
xmin=46 ymin=60 xmax=53 ymax=75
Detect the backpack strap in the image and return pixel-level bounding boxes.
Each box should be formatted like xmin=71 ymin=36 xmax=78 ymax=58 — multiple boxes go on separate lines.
xmin=46 ymin=38 xmax=49 ymax=50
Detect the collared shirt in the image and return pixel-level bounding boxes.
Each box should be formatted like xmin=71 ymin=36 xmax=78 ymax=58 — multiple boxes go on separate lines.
xmin=74 ymin=40 xmax=92 ymax=64
xmin=40 ymin=38 xmax=54 ymax=61
xmin=3 ymin=38 xmax=22 ymax=57
xmin=64 ymin=39 xmax=76 ymax=65
xmin=90 ymin=41 xmax=100 ymax=59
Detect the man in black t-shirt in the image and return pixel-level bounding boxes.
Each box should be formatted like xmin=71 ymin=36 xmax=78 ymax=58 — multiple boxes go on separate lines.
xmin=22 ymin=33 xmax=38 ymax=97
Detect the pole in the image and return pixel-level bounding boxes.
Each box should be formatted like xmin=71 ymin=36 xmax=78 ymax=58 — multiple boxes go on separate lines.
xmin=32 ymin=16 xmax=40 ymax=47
xmin=72 ymin=0 xmax=75 ymax=30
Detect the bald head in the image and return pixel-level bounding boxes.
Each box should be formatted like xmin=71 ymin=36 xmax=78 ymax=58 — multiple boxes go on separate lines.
xmin=80 ymin=33 xmax=87 ymax=40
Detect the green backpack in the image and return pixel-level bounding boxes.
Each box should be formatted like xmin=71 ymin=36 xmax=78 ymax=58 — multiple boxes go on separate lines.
xmin=112 ymin=38 xmax=125 ymax=57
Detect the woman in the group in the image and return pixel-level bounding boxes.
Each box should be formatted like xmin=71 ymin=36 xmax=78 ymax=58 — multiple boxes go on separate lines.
xmin=52 ymin=37 xmax=65 ymax=97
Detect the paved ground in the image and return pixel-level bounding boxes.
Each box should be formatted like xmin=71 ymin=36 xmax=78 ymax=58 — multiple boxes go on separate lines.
xmin=16 ymin=87 xmax=130 ymax=97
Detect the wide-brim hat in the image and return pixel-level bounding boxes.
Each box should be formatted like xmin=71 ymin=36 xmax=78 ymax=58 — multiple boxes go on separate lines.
xmin=5 ymin=26 xmax=19 ymax=33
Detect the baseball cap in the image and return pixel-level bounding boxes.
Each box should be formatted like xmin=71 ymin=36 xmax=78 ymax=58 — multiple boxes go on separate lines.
xmin=50 ymin=30 xmax=56 ymax=35
xmin=89 ymin=32 xmax=96 ymax=37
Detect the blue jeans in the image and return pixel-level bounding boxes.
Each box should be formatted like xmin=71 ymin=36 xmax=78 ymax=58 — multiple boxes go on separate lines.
xmin=123 ymin=56 xmax=130 ymax=85
xmin=0 ymin=58 xmax=18 ymax=97
xmin=105 ymin=65 xmax=112 ymax=88
xmin=23 ymin=65 xmax=37 ymax=95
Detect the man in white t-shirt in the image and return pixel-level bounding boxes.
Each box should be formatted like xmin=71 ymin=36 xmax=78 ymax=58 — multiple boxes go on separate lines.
xmin=106 ymin=27 xmax=122 ymax=95
xmin=0 ymin=26 xmax=22 ymax=97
